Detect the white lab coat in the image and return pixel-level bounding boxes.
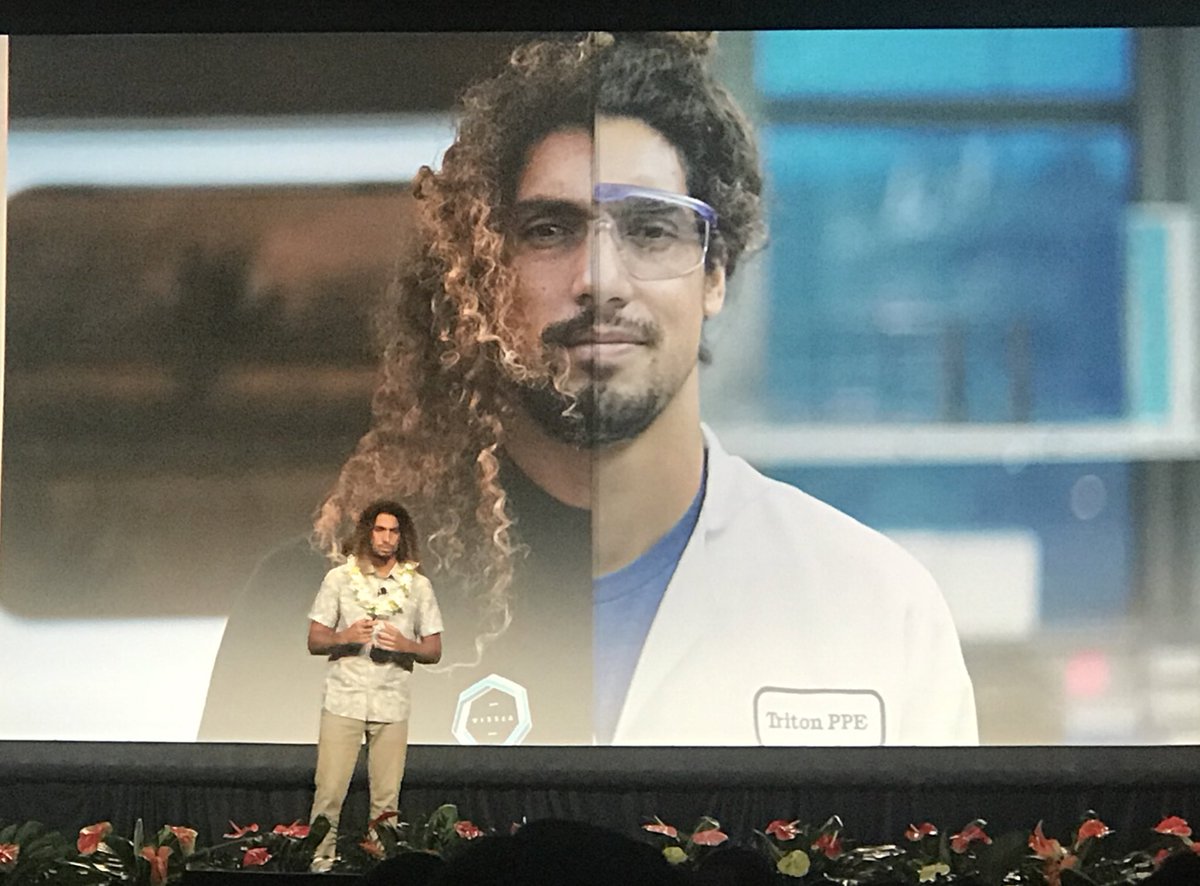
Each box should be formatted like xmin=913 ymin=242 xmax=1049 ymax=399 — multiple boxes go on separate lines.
xmin=612 ymin=428 xmax=979 ymax=746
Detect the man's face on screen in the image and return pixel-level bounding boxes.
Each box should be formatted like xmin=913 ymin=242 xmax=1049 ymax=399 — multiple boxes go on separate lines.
xmin=507 ymin=115 xmax=726 ymax=447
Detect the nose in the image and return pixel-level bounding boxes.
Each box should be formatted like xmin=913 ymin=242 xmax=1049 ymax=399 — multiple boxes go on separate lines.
xmin=571 ymin=218 xmax=634 ymax=309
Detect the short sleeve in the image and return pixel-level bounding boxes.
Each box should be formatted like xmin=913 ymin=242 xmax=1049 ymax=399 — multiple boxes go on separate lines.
xmin=307 ymin=568 xmax=343 ymax=629
xmin=414 ymin=574 xmax=444 ymax=637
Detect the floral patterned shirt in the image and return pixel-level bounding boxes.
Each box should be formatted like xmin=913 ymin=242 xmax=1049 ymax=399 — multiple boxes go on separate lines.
xmin=307 ymin=559 xmax=443 ymax=723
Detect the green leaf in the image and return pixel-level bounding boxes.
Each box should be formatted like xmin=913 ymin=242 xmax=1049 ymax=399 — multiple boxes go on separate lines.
xmin=1059 ymin=868 xmax=1099 ymax=886
xmin=13 ymin=823 xmax=43 ymax=846
xmin=937 ymin=830 xmax=952 ymax=864
xmin=101 ymin=835 xmax=136 ymax=872
xmin=424 ymin=805 xmax=459 ymax=848
xmin=428 ymin=805 xmax=458 ymax=826
xmin=374 ymin=824 xmax=399 ymax=857
xmin=301 ymin=817 xmax=331 ymax=854
xmin=752 ymin=830 xmax=785 ymax=861
xmin=974 ymin=829 xmax=1029 ymax=885
xmin=22 ymin=842 xmax=65 ymax=864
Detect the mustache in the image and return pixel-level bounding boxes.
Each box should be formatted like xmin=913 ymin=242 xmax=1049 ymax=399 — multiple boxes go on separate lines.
xmin=540 ymin=309 xmax=662 ymax=348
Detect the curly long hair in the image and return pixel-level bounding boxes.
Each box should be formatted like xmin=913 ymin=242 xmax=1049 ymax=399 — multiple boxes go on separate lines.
xmin=344 ymin=500 xmax=421 ymax=566
xmin=313 ymin=31 xmax=765 ymax=641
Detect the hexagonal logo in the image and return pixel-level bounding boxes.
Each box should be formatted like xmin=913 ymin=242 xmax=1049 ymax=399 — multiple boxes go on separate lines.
xmin=452 ymin=673 xmax=532 ymax=745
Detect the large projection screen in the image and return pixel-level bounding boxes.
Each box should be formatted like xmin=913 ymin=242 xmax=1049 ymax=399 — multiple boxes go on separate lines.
xmin=3 ymin=30 xmax=1200 ymax=747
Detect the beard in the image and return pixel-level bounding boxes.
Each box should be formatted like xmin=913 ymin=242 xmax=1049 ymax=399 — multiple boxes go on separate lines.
xmin=369 ymin=541 xmax=399 ymax=561
xmin=516 ymin=377 xmax=667 ymax=448
xmin=513 ymin=308 xmax=672 ymax=448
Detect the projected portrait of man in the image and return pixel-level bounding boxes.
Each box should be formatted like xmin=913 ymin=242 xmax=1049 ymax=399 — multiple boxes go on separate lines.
xmin=201 ymin=31 xmax=977 ymax=746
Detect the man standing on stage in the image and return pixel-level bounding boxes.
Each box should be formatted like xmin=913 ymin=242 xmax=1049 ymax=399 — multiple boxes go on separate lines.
xmin=305 ymin=500 xmax=443 ymax=870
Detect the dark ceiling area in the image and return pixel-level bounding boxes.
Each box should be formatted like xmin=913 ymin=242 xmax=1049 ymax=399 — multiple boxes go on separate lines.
xmin=8 ymin=33 xmax=535 ymax=118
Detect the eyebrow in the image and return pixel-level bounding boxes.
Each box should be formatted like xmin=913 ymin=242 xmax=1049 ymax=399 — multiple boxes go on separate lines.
xmin=509 ymin=197 xmax=591 ymax=219
xmin=617 ymin=199 xmax=686 ymax=214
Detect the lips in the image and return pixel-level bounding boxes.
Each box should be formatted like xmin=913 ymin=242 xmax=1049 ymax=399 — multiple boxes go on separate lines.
xmin=563 ymin=326 xmax=649 ymax=347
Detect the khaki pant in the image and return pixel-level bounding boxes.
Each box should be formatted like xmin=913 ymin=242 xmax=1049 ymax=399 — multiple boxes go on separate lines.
xmin=309 ymin=710 xmax=409 ymax=862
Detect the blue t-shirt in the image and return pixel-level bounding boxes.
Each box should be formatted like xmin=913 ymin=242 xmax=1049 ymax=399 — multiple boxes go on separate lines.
xmin=592 ymin=458 xmax=707 ymax=743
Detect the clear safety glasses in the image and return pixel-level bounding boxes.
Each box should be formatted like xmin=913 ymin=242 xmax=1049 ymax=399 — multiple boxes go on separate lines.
xmin=592 ymin=183 xmax=717 ymax=281
xmin=509 ymin=183 xmax=718 ymax=281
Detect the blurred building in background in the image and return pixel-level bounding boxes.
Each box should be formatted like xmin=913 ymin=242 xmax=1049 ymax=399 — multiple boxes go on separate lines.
xmin=702 ymin=30 xmax=1200 ymax=745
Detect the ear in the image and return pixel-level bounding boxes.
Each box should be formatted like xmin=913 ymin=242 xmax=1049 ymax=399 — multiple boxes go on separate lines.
xmin=703 ymin=266 xmax=727 ymax=318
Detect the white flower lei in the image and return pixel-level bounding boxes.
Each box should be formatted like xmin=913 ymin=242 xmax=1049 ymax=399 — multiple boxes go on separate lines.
xmin=349 ymin=556 xmax=418 ymax=618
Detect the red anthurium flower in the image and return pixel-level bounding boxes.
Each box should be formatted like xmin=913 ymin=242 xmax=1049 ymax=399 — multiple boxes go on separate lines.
xmin=224 ymin=822 xmax=259 ymax=840
xmin=141 ymin=846 xmax=172 ymax=886
xmin=1155 ymin=816 xmax=1192 ymax=838
xmin=1030 ymin=825 xmax=1079 ymax=886
xmin=1154 ymin=848 xmax=1173 ymax=867
xmin=950 ymin=822 xmax=992 ymax=854
xmin=693 ymin=829 xmax=728 ymax=847
xmin=272 ymin=821 xmax=310 ymax=838
xmin=77 ymin=822 xmax=113 ymax=856
xmin=0 ymin=844 xmax=20 ymax=871
xmin=454 ymin=821 xmax=483 ymax=840
xmin=168 ymin=827 xmax=197 ymax=856
xmin=359 ymin=839 xmax=384 ymax=860
xmin=905 ymin=823 xmax=938 ymax=842
xmin=1074 ymin=818 xmax=1111 ymax=848
xmin=242 ymin=847 xmax=271 ymax=867
xmin=1192 ymin=843 xmax=1200 ymax=855
xmin=643 ymin=821 xmax=678 ymax=839
xmin=1029 ymin=823 xmax=1066 ymax=860
xmin=812 ymin=831 xmax=843 ymax=859
xmin=1045 ymin=853 xmax=1078 ymax=886
xmin=765 ymin=820 xmax=799 ymax=841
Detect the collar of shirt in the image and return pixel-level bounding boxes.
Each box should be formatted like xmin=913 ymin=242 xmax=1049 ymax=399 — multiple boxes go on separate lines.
xmin=356 ymin=559 xmax=411 ymax=582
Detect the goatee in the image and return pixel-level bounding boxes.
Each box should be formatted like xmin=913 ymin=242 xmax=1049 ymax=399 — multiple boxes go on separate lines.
xmin=516 ymin=380 xmax=664 ymax=448
xmin=514 ymin=308 xmax=670 ymax=447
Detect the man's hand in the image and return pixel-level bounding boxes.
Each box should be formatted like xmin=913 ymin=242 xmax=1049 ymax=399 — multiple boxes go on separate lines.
xmin=308 ymin=618 xmax=374 ymax=657
xmin=373 ymin=622 xmax=418 ymax=654
xmin=371 ymin=624 xmax=442 ymax=666
xmin=337 ymin=618 xmax=378 ymax=647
